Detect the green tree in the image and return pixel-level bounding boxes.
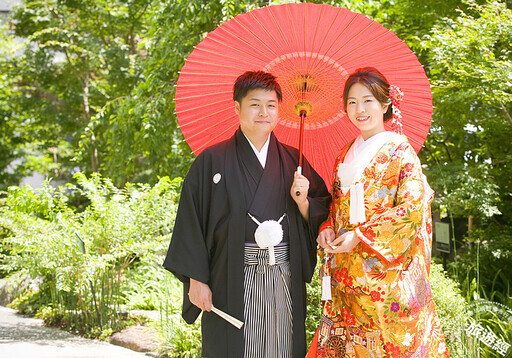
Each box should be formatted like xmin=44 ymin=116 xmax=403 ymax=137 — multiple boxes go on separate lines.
xmin=5 ymin=0 xmax=153 ymax=183
xmin=422 ymin=0 xmax=512 ymax=300
xmin=424 ymin=0 xmax=512 ymax=224
xmin=101 ymin=0 xmax=270 ymax=185
xmin=0 ymin=23 xmax=27 ymax=191
xmin=2 ymin=0 xmax=279 ymax=186
xmin=3 ymin=0 xmax=439 ymax=186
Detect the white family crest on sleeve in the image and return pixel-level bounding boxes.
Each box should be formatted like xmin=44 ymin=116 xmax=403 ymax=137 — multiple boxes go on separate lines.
xmin=213 ymin=173 xmax=222 ymax=184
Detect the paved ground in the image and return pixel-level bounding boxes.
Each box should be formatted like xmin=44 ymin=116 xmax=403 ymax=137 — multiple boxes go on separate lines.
xmin=0 ymin=306 xmax=150 ymax=358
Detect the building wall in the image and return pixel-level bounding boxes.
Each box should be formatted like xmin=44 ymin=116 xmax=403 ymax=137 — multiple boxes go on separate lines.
xmin=0 ymin=0 xmax=21 ymax=12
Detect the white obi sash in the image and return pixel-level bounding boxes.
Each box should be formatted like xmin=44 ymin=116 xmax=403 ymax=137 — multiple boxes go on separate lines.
xmin=338 ymin=132 xmax=400 ymax=225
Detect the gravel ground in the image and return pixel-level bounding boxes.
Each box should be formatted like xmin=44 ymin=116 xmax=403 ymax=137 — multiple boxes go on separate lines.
xmin=0 ymin=305 xmax=150 ymax=358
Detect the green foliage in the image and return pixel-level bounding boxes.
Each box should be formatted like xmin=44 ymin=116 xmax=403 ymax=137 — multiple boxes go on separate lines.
xmin=116 ymin=262 xmax=199 ymax=356
xmin=8 ymin=289 xmax=48 ymax=316
xmin=0 ymin=174 xmax=182 ymax=339
xmin=102 ymin=0 xmax=268 ymax=185
xmin=423 ymin=0 xmax=512 ymax=222
xmin=152 ymin=271 xmax=202 ymax=358
xmin=473 ymin=315 xmax=512 ymax=357
xmin=122 ymin=263 xmax=175 ymax=311
xmin=1 ymin=174 xmax=204 ymax=355
xmin=427 ymin=0 xmax=512 ymax=106
xmin=305 ymin=265 xmax=322 ymax=346
xmin=0 ymin=23 xmax=25 ymax=190
xmin=463 ymin=301 xmax=512 ymax=357
xmin=420 ymin=1 xmax=512 ymax=330
xmin=2 ymin=0 xmax=155 ymax=181
xmin=155 ymin=311 xmax=202 ymax=358
xmin=120 ymin=262 xmax=203 ymax=356
xmin=1 ymin=0 xmax=278 ymax=186
xmin=430 ymin=263 xmax=469 ymax=357
xmin=447 ymin=224 xmax=512 ymax=306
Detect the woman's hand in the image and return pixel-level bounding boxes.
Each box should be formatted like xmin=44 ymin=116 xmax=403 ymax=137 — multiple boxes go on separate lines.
xmin=325 ymin=231 xmax=360 ymax=254
xmin=317 ymin=228 xmax=335 ymax=250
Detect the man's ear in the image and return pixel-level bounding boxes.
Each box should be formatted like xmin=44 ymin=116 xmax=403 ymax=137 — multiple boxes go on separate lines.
xmin=234 ymin=101 xmax=241 ymax=115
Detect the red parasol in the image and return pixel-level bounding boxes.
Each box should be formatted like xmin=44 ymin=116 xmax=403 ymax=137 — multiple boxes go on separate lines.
xmin=175 ymin=2 xmax=432 ymax=185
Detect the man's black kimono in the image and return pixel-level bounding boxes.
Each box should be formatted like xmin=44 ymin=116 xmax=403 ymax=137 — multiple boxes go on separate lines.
xmin=163 ymin=128 xmax=331 ymax=357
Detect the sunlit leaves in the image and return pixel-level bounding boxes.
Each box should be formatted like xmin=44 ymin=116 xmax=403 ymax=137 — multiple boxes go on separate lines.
xmin=423 ymin=0 xmax=512 ymax=223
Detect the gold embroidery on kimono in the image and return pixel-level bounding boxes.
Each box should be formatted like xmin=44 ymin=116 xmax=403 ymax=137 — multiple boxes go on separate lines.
xmin=309 ymin=134 xmax=449 ymax=358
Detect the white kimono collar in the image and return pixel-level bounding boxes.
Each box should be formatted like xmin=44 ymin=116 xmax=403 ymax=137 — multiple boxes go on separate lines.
xmin=338 ymin=131 xmax=400 ymax=224
xmin=244 ymin=133 xmax=271 ymax=168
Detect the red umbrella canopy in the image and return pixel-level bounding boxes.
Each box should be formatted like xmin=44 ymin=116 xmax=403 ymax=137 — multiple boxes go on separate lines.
xmin=175 ymin=2 xmax=432 ymax=185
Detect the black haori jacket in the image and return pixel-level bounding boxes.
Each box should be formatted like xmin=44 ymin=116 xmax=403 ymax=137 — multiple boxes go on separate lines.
xmin=163 ymin=128 xmax=330 ymax=358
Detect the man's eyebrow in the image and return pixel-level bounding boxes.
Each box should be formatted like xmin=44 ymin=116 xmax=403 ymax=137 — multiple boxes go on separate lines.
xmin=247 ymin=97 xmax=277 ymax=102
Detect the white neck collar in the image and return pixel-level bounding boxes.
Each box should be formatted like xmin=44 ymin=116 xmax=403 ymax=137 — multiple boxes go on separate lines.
xmin=244 ymin=133 xmax=271 ymax=168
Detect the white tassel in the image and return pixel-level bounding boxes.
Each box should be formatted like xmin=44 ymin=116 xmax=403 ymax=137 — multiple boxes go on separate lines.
xmin=349 ymin=184 xmax=357 ymax=224
xmin=249 ymin=213 xmax=286 ymax=265
xmin=268 ymin=246 xmax=276 ymax=265
xmin=356 ymin=182 xmax=365 ymax=223
xmin=349 ymin=182 xmax=366 ymax=225
xmin=321 ymin=275 xmax=332 ymax=300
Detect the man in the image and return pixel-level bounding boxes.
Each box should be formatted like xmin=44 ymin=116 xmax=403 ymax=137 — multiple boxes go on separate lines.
xmin=163 ymin=71 xmax=330 ymax=357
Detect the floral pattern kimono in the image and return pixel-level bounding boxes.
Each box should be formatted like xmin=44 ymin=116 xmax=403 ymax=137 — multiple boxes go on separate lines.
xmin=308 ymin=133 xmax=449 ymax=358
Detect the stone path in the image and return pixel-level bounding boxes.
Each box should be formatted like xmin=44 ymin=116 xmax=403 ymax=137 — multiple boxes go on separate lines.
xmin=0 ymin=306 xmax=150 ymax=358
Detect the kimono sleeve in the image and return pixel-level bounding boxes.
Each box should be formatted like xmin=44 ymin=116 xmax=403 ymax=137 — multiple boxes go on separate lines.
xmin=318 ymin=151 xmax=344 ymax=233
xmin=163 ymin=155 xmax=211 ymax=285
xmin=303 ymin=158 xmax=331 ymax=234
xmin=318 ymin=195 xmax=335 ymax=234
xmin=355 ymin=143 xmax=429 ymax=265
xmin=294 ymin=157 xmax=331 ymax=282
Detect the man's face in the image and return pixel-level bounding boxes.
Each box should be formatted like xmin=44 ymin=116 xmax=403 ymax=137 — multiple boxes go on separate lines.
xmin=235 ymin=88 xmax=279 ymax=139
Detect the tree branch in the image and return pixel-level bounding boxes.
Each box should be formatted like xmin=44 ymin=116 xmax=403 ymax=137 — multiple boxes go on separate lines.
xmin=499 ymin=101 xmax=512 ymax=126
xmin=16 ymin=82 xmax=67 ymax=108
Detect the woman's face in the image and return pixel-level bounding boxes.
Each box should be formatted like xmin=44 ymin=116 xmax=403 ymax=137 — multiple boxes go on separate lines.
xmin=346 ymin=83 xmax=389 ymax=140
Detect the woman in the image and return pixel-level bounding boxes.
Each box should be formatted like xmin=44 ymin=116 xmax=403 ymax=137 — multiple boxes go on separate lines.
xmin=307 ymin=67 xmax=449 ymax=357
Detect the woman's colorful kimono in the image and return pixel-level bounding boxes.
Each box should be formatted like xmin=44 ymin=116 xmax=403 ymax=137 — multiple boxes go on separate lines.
xmin=308 ymin=134 xmax=449 ymax=358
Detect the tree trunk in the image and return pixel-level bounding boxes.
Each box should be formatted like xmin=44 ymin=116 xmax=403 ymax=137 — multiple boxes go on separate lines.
xmin=82 ymin=72 xmax=99 ymax=172
xmin=467 ymin=215 xmax=474 ymax=249
xmin=468 ymin=215 xmax=473 ymax=238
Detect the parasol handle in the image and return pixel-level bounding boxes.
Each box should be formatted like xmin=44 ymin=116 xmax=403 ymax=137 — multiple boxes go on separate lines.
xmin=295 ymin=166 xmax=302 ymax=196
xmin=296 ymin=110 xmax=307 ymax=196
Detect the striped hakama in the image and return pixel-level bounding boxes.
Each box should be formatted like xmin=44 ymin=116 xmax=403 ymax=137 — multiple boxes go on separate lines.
xmin=243 ymin=243 xmax=292 ymax=358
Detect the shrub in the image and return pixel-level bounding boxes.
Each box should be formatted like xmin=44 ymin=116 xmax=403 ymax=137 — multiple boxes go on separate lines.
xmin=122 ymin=262 xmax=202 ymax=357
xmin=305 ymin=265 xmax=322 ymax=346
xmin=153 ymin=271 xmax=202 ymax=358
xmin=0 ymin=174 xmax=181 ymax=338
xmin=430 ymin=263 xmax=468 ymax=358
xmin=1 ymin=174 xmax=204 ymax=355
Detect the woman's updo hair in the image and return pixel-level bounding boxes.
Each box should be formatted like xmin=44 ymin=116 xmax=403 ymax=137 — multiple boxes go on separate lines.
xmin=342 ymin=67 xmax=393 ymax=122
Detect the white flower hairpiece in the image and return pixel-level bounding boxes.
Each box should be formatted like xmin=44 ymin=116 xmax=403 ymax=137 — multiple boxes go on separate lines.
xmin=389 ymin=84 xmax=404 ymax=134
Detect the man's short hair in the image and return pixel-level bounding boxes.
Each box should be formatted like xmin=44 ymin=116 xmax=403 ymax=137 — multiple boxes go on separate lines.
xmin=233 ymin=71 xmax=283 ymax=103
